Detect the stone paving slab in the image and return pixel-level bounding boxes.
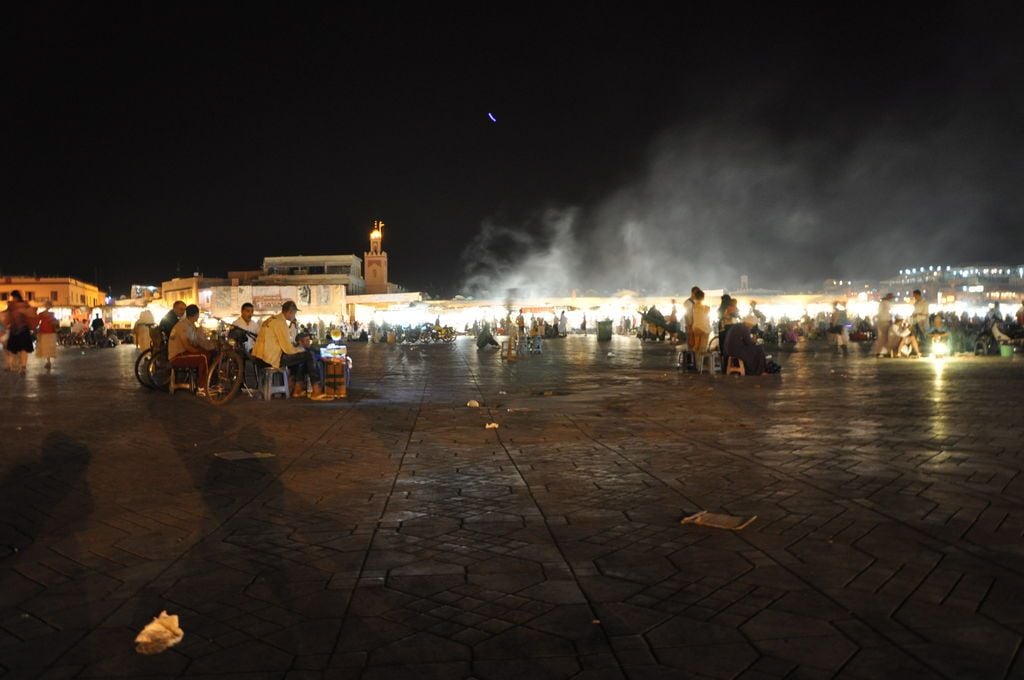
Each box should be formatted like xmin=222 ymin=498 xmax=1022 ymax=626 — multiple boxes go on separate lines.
xmin=1 ymin=339 xmax=1023 ymax=678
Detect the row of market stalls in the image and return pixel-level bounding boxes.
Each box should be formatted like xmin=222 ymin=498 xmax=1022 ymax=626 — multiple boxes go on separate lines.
xmin=49 ymin=288 xmax=1006 ymax=340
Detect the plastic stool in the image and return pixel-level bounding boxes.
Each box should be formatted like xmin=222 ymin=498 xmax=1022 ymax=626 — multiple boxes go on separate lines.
xmin=261 ymin=367 xmax=290 ymax=400
xmin=697 ymin=351 xmax=721 ymax=374
xmin=726 ymin=356 xmax=746 ymax=376
xmin=676 ymin=350 xmax=695 ymax=369
xmin=169 ymin=366 xmax=196 ymax=395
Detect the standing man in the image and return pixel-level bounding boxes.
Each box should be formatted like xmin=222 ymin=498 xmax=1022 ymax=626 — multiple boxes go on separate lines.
xmin=873 ymin=293 xmax=895 ymax=357
xmin=35 ymin=300 xmax=58 ymax=371
xmin=829 ymin=301 xmax=849 ymax=355
xmin=683 ymin=286 xmax=699 ymax=345
xmin=911 ymin=290 xmax=929 ymax=345
xmin=252 ymin=301 xmax=323 ymax=399
xmin=90 ymin=313 xmax=105 ymax=346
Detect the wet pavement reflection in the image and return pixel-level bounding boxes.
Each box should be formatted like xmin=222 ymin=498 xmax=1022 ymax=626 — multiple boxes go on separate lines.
xmin=1 ymin=339 xmax=1022 ymax=678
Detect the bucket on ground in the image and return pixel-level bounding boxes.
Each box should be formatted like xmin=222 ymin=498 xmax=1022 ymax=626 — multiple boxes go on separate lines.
xmin=597 ymin=320 xmax=613 ymax=341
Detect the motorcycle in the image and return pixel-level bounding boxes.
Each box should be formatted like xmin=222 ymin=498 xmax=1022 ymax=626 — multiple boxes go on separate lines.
xmin=974 ymin=319 xmax=1024 ymax=355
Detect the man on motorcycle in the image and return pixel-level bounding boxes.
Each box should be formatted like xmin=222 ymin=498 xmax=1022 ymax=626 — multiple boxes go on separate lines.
xmin=168 ymin=304 xmax=216 ymax=391
xmin=231 ymin=302 xmax=260 ymax=354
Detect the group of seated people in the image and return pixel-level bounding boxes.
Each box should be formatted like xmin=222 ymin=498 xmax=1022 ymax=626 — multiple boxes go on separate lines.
xmin=680 ymin=287 xmax=779 ymax=376
xmin=164 ymin=299 xmax=330 ymax=399
xmin=722 ymin=315 xmax=780 ymax=375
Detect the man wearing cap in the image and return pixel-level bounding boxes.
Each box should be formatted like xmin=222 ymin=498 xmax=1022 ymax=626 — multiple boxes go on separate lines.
xmin=294 ymin=331 xmax=325 ymax=390
xmin=252 ymin=300 xmax=323 ymax=399
xmin=873 ymin=293 xmax=895 ymax=357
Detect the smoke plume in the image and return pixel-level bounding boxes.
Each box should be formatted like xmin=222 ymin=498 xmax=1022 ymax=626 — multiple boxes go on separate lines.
xmin=461 ymin=115 xmax=1023 ymax=299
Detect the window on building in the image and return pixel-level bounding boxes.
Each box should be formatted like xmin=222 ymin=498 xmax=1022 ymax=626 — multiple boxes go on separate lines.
xmin=51 ymin=290 xmax=58 ymax=302
xmin=80 ymin=294 xmax=86 ymax=304
xmin=26 ymin=291 xmax=34 ymax=301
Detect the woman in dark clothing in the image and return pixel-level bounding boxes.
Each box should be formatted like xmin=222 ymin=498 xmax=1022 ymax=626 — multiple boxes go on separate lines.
xmin=4 ymin=290 xmax=36 ymax=374
xmin=723 ymin=315 xmax=768 ymax=375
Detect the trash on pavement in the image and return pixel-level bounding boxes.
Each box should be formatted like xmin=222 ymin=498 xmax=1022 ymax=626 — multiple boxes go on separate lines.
xmin=466 ymin=399 xmax=480 ymax=408
xmin=135 ymin=611 xmax=184 ymax=654
xmin=681 ymin=510 xmax=757 ymax=531
xmin=485 ymin=422 xmax=500 ymax=429
xmin=214 ymin=450 xmax=275 ymax=460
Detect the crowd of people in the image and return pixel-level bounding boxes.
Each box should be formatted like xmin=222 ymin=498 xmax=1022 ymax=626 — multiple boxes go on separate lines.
xmin=4 ymin=287 xmax=1024 ymax=385
xmin=156 ymin=299 xmax=334 ymax=399
xmin=0 ymin=290 xmax=58 ymax=373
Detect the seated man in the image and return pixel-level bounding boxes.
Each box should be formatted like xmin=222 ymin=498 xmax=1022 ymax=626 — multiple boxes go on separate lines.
xmin=168 ymin=304 xmax=216 ymax=390
xmin=252 ymin=300 xmax=323 ymax=399
xmin=476 ymin=323 xmax=500 ymax=349
xmin=160 ymin=301 xmax=187 ymax=340
xmin=230 ymin=302 xmax=260 ymax=355
xmin=723 ymin=315 xmax=770 ymax=375
xmin=293 ymin=331 xmax=323 ymax=386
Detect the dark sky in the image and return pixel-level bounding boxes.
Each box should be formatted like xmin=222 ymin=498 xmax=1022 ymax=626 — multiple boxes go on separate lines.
xmin=5 ymin=3 xmax=1024 ymax=297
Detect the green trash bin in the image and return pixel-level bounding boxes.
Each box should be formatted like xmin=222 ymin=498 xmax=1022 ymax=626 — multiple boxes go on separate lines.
xmin=1000 ymin=344 xmax=1014 ymax=358
xmin=597 ymin=320 xmax=613 ymax=341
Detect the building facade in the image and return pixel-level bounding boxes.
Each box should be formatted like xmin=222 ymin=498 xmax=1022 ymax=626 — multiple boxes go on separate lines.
xmin=881 ymin=263 xmax=1024 ymax=306
xmin=0 ymin=276 xmax=105 ymax=308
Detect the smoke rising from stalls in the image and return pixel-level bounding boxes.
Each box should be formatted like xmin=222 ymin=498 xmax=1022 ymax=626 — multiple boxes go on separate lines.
xmin=461 ymin=118 xmax=1024 ymax=299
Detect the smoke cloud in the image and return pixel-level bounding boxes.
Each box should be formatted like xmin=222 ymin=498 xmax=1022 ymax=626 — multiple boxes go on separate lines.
xmin=461 ymin=115 xmax=1023 ymax=299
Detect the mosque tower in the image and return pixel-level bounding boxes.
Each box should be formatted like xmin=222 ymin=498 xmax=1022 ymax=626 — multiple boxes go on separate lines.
xmin=363 ymin=220 xmax=389 ymax=294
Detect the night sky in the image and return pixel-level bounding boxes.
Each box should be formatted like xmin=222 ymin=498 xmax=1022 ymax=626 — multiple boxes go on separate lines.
xmin=6 ymin=4 xmax=1024 ymax=297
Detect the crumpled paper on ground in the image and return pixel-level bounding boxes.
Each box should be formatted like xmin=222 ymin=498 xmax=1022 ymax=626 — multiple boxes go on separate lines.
xmin=485 ymin=422 xmax=499 ymax=429
xmin=466 ymin=399 xmax=480 ymax=408
xmin=681 ymin=510 xmax=757 ymax=531
xmin=135 ymin=611 xmax=184 ymax=654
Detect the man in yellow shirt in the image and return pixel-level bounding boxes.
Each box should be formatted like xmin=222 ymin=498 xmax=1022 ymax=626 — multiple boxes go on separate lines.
xmin=252 ymin=300 xmax=322 ymax=398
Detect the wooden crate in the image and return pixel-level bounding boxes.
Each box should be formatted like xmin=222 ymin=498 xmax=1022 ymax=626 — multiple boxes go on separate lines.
xmin=323 ymin=358 xmax=347 ymax=398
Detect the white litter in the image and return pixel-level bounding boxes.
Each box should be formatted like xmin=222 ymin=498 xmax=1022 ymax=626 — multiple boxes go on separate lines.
xmin=498 ymin=390 xmax=507 ymax=395
xmin=485 ymin=423 xmax=500 ymax=429
xmin=466 ymin=399 xmax=480 ymax=408
xmin=135 ymin=610 xmax=184 ymax=654
xmin=607 ymin=352 xmax=615 ymax=357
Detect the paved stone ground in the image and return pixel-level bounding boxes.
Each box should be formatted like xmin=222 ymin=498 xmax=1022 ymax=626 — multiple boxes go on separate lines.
xmin=1 ymin=338 xmax=1023 ymax=679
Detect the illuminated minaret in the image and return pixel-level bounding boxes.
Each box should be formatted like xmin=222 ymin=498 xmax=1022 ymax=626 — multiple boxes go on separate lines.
xmin=363 ymin=219 xmax=389 ymax=294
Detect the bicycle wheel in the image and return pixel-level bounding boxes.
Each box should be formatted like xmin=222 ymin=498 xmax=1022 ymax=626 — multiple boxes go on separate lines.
xmin=148 ymin=348 xmax=172 ymax=390
xmin=206 ymin=351 xmax=243 ymax=406
xmin=134 ymin=348 xmax=155 ymax=389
